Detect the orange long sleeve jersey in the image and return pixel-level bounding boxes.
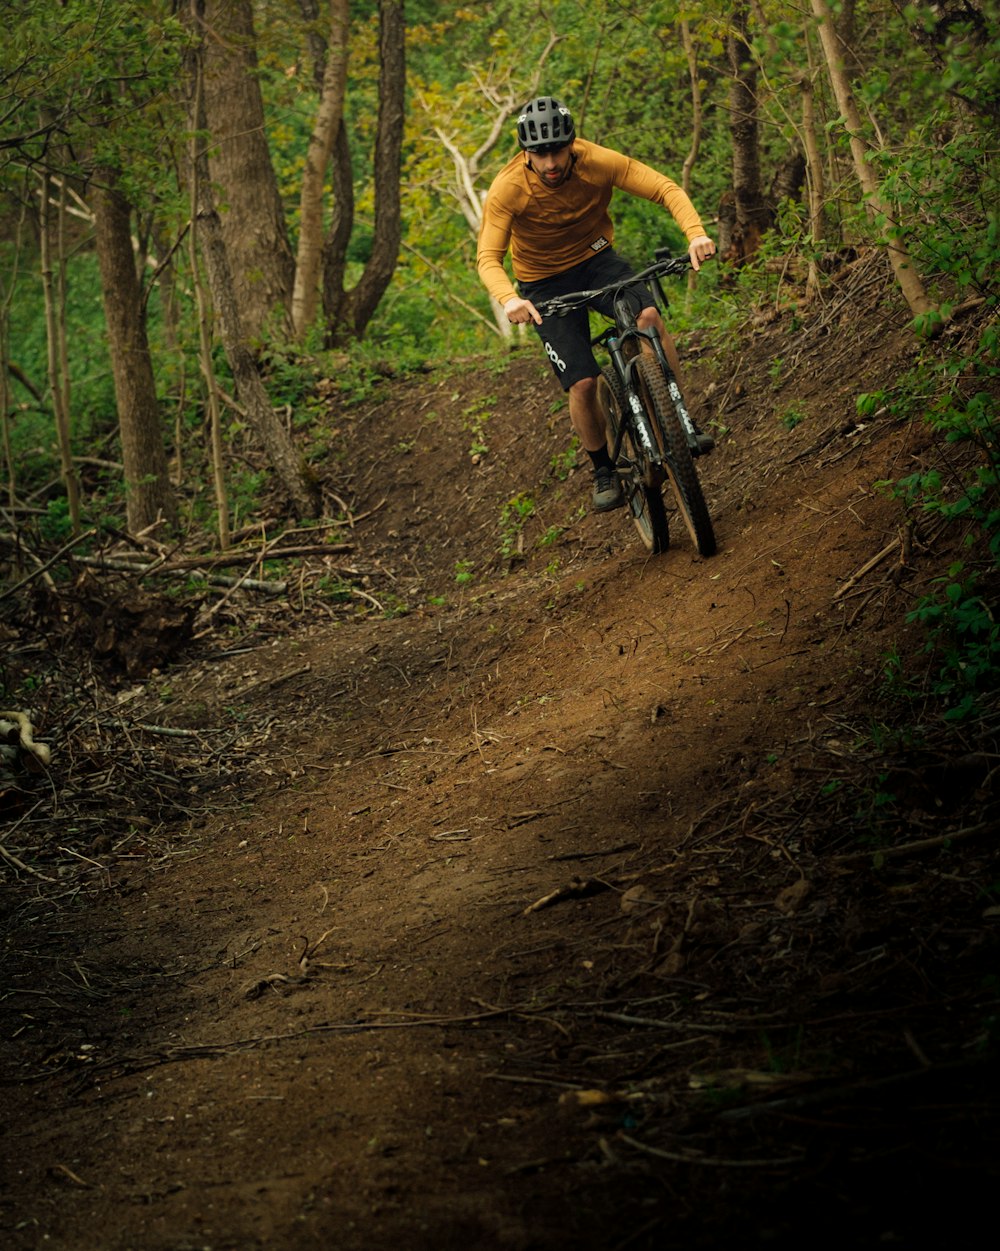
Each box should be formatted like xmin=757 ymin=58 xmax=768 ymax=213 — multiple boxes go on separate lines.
xmin=476 ymin=138 xmax=707 ymax=307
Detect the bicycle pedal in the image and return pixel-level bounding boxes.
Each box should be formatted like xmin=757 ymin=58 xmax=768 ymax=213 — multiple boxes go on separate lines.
xmin=694 ymin=433 xmax=715 ymax=456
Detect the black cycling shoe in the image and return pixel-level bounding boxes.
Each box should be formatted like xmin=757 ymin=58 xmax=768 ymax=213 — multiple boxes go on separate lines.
xmin=593 ymin=466 xmax=625 ymax=512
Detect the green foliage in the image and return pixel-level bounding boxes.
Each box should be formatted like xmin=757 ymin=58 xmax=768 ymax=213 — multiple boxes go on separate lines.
xmin=38 ymin=496 xmax=76 ymax=544
xmin=549 ymin=439 xmax=578 ymax=481
xmin=499 ymin=491 xmax=535 ymax=558
xmin=779 ymin=406 xmax=806 ymax=431
xmin=315 ymin=575 xmax=355 ymax=603
xmin=462 ymin=400 xmax=492 ymax=458
xmin=869 ymin=320 xmax=999 ymax=719
xmin=907 ymin=566 xmax=1000 ymax=721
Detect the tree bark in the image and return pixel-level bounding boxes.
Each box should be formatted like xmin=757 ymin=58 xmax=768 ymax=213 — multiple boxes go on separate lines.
xmin=91 ymin=174 xmax=178 ymax=534
xmin=202 ymin=0 xmax=294 ymax=343
xmin=194 ymin=195 xmax=321 ymax=520
xmin=0 ymin=264 xmax=15 ymax=511
xmin=187 ymin=64 xmax=230 ymax=551
xmin=38 ymin=170 xmax=81 ymax=534
xmin=291 ymin=0 xmax=349 ymax=339
xmin=810 ymin=0 xmax=935 ymax=319
xmin=679 ymin=19 xmax=703 ymax=198
xmin=189 ymin=6 xmax=319 ymax=520
xmin=323 ymin=0 xmax=405 ymax=344
xmin=725 ymin=5 xmax=773 ymax=263
xmin=799 ymin=35 xmax=826 ymax=302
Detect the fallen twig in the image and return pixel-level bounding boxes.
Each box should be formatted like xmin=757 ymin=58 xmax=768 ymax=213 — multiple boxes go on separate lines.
xmin=523 ymin=877 xmax=612 ymax=915
xmin=832 ymin=537 xmax=900 ymax=601
xmin=832 ymin=820 xmax=994 ymax=864
xmin=0 ymin=529 xmax=97 ymax=602
xmin=619 ymin=1132 xmax=804 ymax=1168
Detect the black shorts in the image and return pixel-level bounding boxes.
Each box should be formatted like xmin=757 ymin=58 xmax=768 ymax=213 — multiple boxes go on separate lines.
xmin=519 ymin=249 xmax=654 ymax=391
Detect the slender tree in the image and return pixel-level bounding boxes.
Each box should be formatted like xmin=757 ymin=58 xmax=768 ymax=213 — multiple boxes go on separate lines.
xmin=724 ymin=4 xmax=773 ymax=262
xmin=291 ymin=0 xmax=349 ymax=338
xmin=38 ymin=170 xmax=82 ymax=534
xmin=91 ymin=171 xmax=178 ymax=534
xmin=810 ymin=0 xmax=935 ymax=319
xmin=322 ymin=0 xmax=405 ymax=344
xmin=679 ymin=18 xmax=704 ymax=199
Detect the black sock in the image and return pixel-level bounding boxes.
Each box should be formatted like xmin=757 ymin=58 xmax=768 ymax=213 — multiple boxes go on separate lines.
xmin=588 ymin=446 xmax=614 ymax=474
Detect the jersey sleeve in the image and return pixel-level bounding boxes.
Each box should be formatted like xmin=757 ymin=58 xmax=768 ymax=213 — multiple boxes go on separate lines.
xmin=476 ymin=185 xmax=520 ymax=307
xmin=607 ymin=149 xmax=708 ymax=242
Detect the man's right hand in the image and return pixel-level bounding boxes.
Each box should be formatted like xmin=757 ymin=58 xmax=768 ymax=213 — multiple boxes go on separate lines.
xmin=503 ymin=296 xmax=543 ymax=326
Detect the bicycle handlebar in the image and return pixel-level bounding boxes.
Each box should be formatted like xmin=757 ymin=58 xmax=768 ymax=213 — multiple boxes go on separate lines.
xmin=535 ymin=253 xmax=693 ymax=319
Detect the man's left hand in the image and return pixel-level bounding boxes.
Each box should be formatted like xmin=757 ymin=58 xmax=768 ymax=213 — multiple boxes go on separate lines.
xmin=688 ymin=235 xmax=716 ymax=272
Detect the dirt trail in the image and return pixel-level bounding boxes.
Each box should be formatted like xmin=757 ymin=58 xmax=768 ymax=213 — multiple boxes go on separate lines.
xmin=3 ymin=315 xmax=997 ymax=1249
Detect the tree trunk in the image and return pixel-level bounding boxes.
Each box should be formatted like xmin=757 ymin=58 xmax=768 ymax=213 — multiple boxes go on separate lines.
xmin=323 ymin=0 xmax=404 ymax=344
xmin=202 ymin=0 xmax=294 ymax=343
xmin=91 ymin=174 xmax=178 ymax=535
xmin=0 ymin=281 xmax=14 ymax=511
xmin=725 ymin=5 xmax=773 ymax=263
xmin=187 ymin=66 xmax=230 ymax=551
xmin=39 ymin=170 xmax=81 ymax=534
xmin=291 ymin=0 xmax=349 ymax=339
xmin=296 ymin=1 xmax=355 ymax=340
xmin=679 ymin=19 xmax=703 ymax=198
xmin=810 ymin=0 xmax=935 ymax=319
xmin=189 ymin=5 xmax=319 ymax=520
xmin=799 ymin=44 xmax=826 ymax=302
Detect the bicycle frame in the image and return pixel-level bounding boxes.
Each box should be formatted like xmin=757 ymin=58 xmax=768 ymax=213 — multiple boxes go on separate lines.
xmin=536 ymin=252 xmax=717 ymax=558
xmin=539 ymin=256 xmax=704 ymax=474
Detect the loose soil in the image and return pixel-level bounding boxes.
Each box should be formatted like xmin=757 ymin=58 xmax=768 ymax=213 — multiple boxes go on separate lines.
xmin=2 ymin=269 xmax=998 ymax=1250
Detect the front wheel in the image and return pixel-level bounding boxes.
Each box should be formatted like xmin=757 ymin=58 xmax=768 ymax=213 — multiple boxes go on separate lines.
xmin=598 ymin=371 xmax=669 ymax=554
xmin=636 ymin=357 xmax=716 ymax=557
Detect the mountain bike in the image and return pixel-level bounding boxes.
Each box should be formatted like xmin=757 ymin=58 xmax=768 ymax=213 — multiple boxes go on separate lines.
xmin=537 ymin=252 xmax=716 ymax=557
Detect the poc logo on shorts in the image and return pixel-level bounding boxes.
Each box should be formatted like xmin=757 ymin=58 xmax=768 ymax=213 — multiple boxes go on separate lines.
xmin=544 ymin=341 xmax=567 ymax=372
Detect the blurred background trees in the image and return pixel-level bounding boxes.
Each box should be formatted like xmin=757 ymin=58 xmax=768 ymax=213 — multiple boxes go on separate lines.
xmin=0 ymin=0 xmax=995 ymax=545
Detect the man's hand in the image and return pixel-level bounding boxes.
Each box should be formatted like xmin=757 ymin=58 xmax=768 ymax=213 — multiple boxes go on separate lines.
xmin=504 ymin=296 xmax=542 ymax=326
xmin=688 ymin=235 xmax=716 ymax=272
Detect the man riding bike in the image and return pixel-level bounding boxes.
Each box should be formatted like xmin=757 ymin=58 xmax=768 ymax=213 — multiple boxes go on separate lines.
xmin=477 ymin=95 xmax=716 ymax=512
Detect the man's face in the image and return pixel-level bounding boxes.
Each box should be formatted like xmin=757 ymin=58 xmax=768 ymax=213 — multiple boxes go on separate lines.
xmin=528 ymin=142 xmax=573 ymax=188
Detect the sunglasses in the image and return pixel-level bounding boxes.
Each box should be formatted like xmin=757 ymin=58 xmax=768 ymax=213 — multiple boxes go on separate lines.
xmin=530 ymin=142 xmax=570 ymax=156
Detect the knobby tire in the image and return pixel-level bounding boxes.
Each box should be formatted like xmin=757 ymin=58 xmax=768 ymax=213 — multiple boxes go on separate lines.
xmin=599 ymin=370 xmax=669 ymax=554
xmin=636 ymin=356 xmax=717 ymax=558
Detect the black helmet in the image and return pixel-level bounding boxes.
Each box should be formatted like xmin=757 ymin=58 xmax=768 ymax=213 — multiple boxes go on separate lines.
xmin=516 ymin=97 xmax=575 ymax=150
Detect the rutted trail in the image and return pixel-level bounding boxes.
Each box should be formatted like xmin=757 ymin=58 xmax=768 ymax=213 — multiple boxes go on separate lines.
xmin=4 ymin=328 xmax=997 ymax=1250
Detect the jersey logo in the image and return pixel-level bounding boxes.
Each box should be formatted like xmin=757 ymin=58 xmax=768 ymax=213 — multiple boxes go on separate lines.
xmin=590 ymin=236 xmax=610 ymax=252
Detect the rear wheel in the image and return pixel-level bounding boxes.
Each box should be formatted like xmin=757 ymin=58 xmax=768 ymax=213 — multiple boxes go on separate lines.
xmin=598 ymin=370 xmax=669 ymax=554
xmin=636 ymin=357 xmax=716 ymax=557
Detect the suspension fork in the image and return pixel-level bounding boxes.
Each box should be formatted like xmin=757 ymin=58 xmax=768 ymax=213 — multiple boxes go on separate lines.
xmin=608 ymin=327 xmax=662 ymax=465
xmin=644 ymin=336 xmax=700 ymax=450
xmin=612 ymin=289 xmax=700 ymax=453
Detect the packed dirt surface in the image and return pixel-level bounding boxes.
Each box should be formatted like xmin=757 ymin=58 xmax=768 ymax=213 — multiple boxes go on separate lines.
xmin=3 ymin=270 xmax=998 ymax=1249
